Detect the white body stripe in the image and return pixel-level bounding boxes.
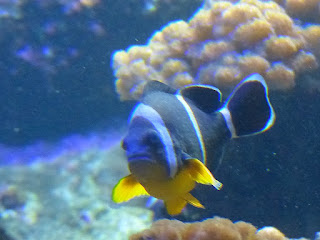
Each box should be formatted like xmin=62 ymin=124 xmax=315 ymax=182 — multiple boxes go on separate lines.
xmin=130 ymin=103 xmax=178 ymax=177
xmin=175 ymin=94 xmax=206 ymax=164
xmin=219 ymin=107 xmax=236 ymax=138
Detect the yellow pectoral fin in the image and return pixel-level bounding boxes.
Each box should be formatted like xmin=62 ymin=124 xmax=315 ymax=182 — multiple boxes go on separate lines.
xmin=112 ymin=174 xmax=149 ymax=203
xmin=165 ymin=198 xmax=187 ymax=216
xmin=186 ymin=159 xmax=223 ymax=190
xmin=184 ymin=193 xmax=204 ymax=209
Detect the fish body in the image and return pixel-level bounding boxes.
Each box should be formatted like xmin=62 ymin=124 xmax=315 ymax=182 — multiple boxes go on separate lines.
xmin=112 ymin=73 xmax=275 ymax=215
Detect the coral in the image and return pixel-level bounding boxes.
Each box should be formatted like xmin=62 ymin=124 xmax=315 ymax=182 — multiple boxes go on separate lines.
xmin=141 ymin=0 xmax=202 ymax=14
xmin=129 ymin=216 xmax=287 ymax=240
xmin=285 ymin=0 xmax=320 ymax=19
xmin=0 ymin=144 xmax=153 ymax=240
xmin=0 ymin=184 xmax=41 ymax=225
xmin=0 ymin=226 xmax=14 ymax=240
xmin=256 ymin=226 xmax=286 ymax=240
xmin=112 ymin=0 xmax=320 ymax=100
xmin=265 ymin=63 xmax=295 ymax=90
xmin=265 ymin=37 xmax=299 ymax=60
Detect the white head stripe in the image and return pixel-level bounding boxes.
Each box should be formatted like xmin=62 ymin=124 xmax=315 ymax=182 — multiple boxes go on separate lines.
xmin=219 ymin=107 xmax=236 ymax=138
xmin=175 ymin=94 xmax=206 ymax=164
xmin=130 ymin=103 xmax=177 ymax=177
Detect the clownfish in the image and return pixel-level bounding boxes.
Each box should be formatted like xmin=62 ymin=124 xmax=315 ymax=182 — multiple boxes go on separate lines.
xmin=112 ymin=73 xmax=275 ymax=215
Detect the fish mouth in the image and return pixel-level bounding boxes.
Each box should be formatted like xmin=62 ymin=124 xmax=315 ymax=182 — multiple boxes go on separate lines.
xmin=127 ymin=153 xmax=152 ymax=162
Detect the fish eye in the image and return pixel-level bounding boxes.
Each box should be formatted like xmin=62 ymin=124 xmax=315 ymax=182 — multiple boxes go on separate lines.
xmin=144 ymin=131 xmax=161 ymax=146
xmin=121 ymin=139 xmax=128 ymax=150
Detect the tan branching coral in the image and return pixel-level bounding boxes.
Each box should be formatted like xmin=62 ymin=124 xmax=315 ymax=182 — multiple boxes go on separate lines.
xmin=285 ymin=0 xmax=320 ymax=19
xmin=130 ymin=216 xmax=287 ymax=240
xmin=112 ymin=0 xmax=320 ymax=100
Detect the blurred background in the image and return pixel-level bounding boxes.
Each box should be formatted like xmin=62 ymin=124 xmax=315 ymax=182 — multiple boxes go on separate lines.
xmin=0 ymin=0 xmax=201 ymax=146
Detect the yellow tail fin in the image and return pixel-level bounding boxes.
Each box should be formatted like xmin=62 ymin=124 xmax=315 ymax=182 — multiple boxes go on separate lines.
xmin=112 ymin=174 xmax=149 ymax=203
xmin=186 ymin=159 xmax=223 ymax=190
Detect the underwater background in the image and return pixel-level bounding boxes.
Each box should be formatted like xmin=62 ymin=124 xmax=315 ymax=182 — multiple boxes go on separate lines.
xmin=0 ymin=0 xmax=319 ymax=239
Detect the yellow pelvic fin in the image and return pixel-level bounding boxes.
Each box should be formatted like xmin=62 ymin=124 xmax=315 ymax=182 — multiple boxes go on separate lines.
xmin=165 ymin=197 xmax=188 ymax=216
xmin=186 ymin=159 xmax=223 ymax=190
xmin=112 ymin=174 xmax=149 ymax=203
xmin=183 ymin=193 xmax=204 ymax=209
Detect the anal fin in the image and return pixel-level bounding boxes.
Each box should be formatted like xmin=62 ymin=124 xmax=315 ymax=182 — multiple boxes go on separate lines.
xmin=184 ymin=193 xmax=204 ymax=209
xmin=165 ymin=198 xmax=187 ymax=216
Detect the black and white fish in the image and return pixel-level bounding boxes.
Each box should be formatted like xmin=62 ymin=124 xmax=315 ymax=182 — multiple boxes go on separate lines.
xmin=112 ymin=73 xmax=275 ymax=215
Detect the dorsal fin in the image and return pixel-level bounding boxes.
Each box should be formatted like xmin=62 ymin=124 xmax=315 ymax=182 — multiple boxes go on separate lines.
xmin=178 ymin=85 xmax=222 ymax=113
xmin=142 ymin=80 xmax=177 ymax=97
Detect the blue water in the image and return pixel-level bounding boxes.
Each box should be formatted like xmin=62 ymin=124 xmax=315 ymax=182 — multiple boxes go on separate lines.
xmin=0 ymin=0 xmax=319 ymax=239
